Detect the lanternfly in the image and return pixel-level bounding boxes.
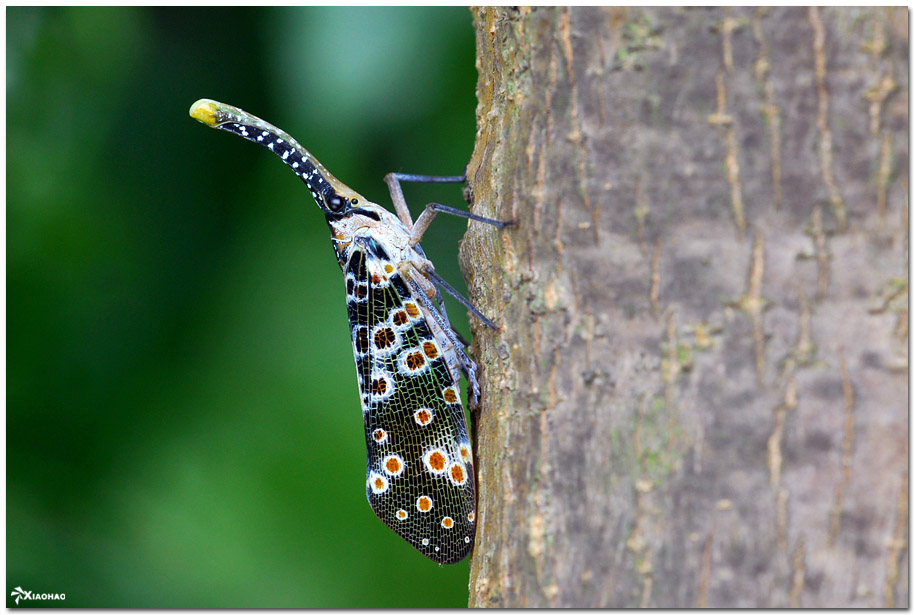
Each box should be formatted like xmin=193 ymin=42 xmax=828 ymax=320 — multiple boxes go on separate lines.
xmin=189 ymin=99 xmax=510 ymax=564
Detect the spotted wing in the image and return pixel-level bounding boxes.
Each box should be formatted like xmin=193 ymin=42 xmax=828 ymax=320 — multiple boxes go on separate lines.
xmin=345 ymin=239 xmax=476 ymax=564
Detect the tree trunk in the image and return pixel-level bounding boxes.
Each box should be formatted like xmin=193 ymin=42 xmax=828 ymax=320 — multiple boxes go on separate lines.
xmin=459 ymin=7 xmax=907 ymax=608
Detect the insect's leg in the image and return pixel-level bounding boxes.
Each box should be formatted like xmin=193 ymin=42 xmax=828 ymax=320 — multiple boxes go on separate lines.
xmin=441 ymin=306 xmax=471 ymax=348
xmin=402 ymin=260 xmax=473 ymax=348
xmin=385 ymin=173 xmax=514 ymax=244
xmin=428 ymin=289 xmax=470 ymax=347
xmin=423 ymin=267 xmax=499 ymax=331
xmin=384 ymin=173 xmax=465 ymax=228
xmin=410 ymin=203 xmax=514 ymax=247
xmin=406 ymin=275 xmax=482 ymax=407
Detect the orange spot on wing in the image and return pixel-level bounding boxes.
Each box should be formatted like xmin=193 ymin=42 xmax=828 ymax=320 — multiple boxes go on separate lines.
xmin=404 ymin=302 xmax=420 ymax=318
xmin=429 ymin=451 xmax=446 ymax=471
xmin=371 ymin=378 xmax=388 ymax=395
xmin=406 ymin=351 xmax=425 ymax=371
xmin=450 ymin=464 xmax=465 ymax=484
xmin=422 ymin=341 xmax=439 ymax=359
xmin=374 ymin=327 xmax=396 ymax=349
xmin=443 ymin=388 xmax=458 ymax=404
xmin=392 ymin=310 xmax=408 ymax=326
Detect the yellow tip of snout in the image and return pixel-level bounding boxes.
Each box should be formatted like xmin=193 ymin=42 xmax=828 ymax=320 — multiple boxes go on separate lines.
xmin=189 ymin=99 xmax=220 ymax=126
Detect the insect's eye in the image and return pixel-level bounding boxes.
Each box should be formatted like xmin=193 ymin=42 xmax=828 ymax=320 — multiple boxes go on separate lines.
xmin=326 ymin=194 xmax=347 ymax=212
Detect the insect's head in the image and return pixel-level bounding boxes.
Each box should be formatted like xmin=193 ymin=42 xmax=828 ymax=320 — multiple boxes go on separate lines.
xmin=317 ymin=186 xmax=370 ymax=222
xmin=190 ymin=98 xmax=370 ymax=220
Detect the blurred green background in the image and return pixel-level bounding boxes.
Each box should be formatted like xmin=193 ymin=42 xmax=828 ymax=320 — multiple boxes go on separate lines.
xmin=8 ymin=7 xmax=480 ymax=607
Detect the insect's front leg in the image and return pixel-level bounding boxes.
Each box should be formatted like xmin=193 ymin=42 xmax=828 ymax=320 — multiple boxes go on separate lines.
xmin=409 ymin=203 xmax=514 ymax=247
xmin=384 ymin=173 xmax=466 ymax=229
xmin=384 ymin=173 xmax=513 ymax=246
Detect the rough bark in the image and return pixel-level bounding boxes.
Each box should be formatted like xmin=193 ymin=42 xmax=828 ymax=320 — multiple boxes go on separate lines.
xmin=459 ymin=7 xmax=907 ymax=608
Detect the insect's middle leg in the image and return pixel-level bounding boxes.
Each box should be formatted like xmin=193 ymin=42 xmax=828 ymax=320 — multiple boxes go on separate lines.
xmin=422 ymin=266 xmax=499 ymax=331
